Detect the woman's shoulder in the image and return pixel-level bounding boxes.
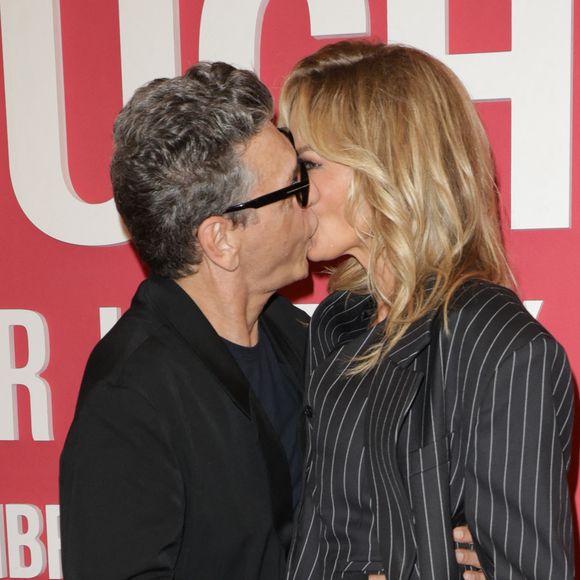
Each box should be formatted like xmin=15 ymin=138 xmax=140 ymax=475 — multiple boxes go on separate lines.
xmin=445 ymin=279 xmax=556 ymax=358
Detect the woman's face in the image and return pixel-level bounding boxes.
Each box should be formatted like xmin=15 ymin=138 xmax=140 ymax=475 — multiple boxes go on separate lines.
xmin=292 ymin=131 xmax=370 ymax=265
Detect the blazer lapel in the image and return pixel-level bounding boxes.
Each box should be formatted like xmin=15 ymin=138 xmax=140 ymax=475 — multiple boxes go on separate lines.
xmin=367 ymin=359 xmax=424 ymax=580
xmin=399 ymin=312 xmax=460 ymax=579
xmin=138 ymin=275 xmax=252 ymax=418
xmin=366 ymin=311 xmax=437 ymax=580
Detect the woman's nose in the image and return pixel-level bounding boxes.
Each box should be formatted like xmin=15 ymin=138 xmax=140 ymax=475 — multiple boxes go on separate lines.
xmin=306 ymin=178 xmax=320 ymax=206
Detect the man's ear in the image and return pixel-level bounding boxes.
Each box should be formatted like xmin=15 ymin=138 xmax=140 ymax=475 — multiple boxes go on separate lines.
xmin=196 ymin=216 xmax=240 ymax=271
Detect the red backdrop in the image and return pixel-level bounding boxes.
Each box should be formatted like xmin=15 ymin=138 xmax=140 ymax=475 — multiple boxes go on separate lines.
xmin=0 ymin=1 xmax=578 ymax=577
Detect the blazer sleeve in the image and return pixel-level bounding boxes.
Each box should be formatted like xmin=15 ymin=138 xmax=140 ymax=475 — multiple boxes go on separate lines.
xmin=60 ymin=383 xmax=184 ymax=580
xmin=464 ymin=335 xmax=575 ymax=579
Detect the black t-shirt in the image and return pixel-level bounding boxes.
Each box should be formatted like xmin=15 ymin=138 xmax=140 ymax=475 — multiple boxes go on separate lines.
xmin=223 ymin=328 xmax=303 ymax=507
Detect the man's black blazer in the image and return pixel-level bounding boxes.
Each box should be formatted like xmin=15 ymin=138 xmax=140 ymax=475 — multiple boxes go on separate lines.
xmin=60 ymin=275 xmax=309 ymax=579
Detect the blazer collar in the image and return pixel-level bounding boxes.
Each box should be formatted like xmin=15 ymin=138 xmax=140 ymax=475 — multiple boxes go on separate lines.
xmin=135 ymin=275 xmax=253 ymax=418
xmin=324 ymin=291 xmax=436 ymax=369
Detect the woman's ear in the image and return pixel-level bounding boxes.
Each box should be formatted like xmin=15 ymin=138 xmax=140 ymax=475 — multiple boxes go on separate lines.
xmin=196 ymin=216 xmax=240 ymax=271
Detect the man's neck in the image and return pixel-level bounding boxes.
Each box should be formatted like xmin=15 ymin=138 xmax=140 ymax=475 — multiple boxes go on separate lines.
xmin=175 ymin=266 xmax=272 ymax=347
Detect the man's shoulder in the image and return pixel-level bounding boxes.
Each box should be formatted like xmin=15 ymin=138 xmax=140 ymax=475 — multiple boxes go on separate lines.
xmin=78 ymin=282 xmax=205 ymax=404
xmin=81 ymin=307 xmax=173 ymax=394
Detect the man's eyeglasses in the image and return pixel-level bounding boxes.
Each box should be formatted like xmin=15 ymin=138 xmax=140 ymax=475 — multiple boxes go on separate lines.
xmin=223 ymin=129 xmax=309 ymax=214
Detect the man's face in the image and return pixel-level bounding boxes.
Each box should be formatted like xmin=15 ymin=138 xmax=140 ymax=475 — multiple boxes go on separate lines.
xmin=236 ymin=122 xmax=317 ymax=294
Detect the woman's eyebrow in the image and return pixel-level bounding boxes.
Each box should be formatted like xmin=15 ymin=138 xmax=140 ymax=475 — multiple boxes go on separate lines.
xmin=296 ymin=145 xmax=313 ymax=155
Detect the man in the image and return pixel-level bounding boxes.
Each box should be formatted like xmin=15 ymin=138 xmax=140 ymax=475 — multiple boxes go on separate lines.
xmin=60 ymin=62 xmax=316 ymax=579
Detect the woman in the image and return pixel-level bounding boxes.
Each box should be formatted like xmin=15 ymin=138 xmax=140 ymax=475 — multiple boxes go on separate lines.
xmin=279 ymin=42 xmax=574 ymax=580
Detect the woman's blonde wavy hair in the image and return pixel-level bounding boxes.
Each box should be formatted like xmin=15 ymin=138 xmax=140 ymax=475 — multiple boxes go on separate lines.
xmin=279 ymin=41 xmax=514 ymax=372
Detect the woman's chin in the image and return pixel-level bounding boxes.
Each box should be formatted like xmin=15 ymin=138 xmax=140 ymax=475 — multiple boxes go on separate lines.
xmin=306 ymin=247 xmax=334 ymax=263
xmin=308 ymin=239 xmax=355 ymax=263
xmin=307 ymin=236 xmax=366 ymax=265
xmin=306 ymin=233 xmax=337 ymax=263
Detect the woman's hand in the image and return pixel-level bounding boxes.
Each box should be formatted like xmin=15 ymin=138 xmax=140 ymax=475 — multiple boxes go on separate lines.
xmin=453 ymin=526 xmax=485 ymax=579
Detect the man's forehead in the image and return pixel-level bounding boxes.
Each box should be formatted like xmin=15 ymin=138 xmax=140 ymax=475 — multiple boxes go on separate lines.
xmin=243 ymin=123 xmax=297 ymax=180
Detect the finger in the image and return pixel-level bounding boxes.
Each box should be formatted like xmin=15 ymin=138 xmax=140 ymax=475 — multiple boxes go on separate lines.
xmin=453 ymin=525 xmax=474 ymax=543
xmin=463 ymin=571 xmax=485 ymax=580
xmin=455 ymin=548 xmax=481 ymax=568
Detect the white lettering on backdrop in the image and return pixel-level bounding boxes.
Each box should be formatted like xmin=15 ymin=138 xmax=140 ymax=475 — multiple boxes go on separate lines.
xmin=0 ymin=0 xmax=573 ymax=244
xmin=0 ymin=0 xmax=180 ymax=246
xmin=1 ymin=504 xmax=61 ymax=579
xmin=199 ymin=0 xmax=369 ymax=71
xmin=388 ymin=0 xmax=573 ymax=229
xmin=0 ymin=310 xmax=52 ymax=441
xmin=5 ymin=504 xmax=47 ymax=578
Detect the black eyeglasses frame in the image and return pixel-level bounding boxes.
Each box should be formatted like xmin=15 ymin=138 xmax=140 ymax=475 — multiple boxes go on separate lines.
xmin=223 ymin=128 xmax=309 ymax=214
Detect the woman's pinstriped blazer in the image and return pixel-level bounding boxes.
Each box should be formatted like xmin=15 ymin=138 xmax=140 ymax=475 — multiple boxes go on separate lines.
xmin=303 ymin=280 xmax=574 ymax=579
